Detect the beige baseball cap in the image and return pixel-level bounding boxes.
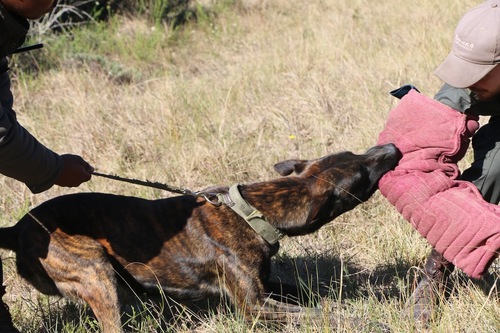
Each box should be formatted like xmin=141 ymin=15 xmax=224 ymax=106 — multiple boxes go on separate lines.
xmin=434 ymin=0 xmax=500 ymax=88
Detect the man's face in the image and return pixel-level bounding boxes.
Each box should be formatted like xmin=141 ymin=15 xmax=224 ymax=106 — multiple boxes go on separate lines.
xmin=469 ymin=65 xmax=500 ymax=101
xmin=0 ymin=0 xmax=57 ymax=19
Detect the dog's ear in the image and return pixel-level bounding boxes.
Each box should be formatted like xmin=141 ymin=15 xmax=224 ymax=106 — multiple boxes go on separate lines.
xmin=273 ymin=159 xmax=308 ymax=176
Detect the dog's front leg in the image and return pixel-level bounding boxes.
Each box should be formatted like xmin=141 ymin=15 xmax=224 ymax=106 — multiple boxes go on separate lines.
xmin=221 ymin=269 xmax=315 ymax=323
xmin=214 ymin=258 xmax=268 ymax=321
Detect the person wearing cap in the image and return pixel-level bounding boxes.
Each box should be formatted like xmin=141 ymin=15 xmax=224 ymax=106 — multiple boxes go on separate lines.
xmin=0 ymin=1 xmax=94 ymax=332
xmin=409 ymin=0 xmax=500 ymax=323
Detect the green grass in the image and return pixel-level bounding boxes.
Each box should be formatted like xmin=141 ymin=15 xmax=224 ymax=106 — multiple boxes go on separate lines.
xmin=1 ymin=0 xmax=498 ymax=332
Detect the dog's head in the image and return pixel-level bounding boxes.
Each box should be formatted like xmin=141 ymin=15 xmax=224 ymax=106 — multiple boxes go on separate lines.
xmin=272 ymin=143 xmax=400 ymax=235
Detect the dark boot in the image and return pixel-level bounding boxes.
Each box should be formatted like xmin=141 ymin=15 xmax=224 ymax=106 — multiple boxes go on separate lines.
xmin=0 ymin=260 xmax=20 ymax=333
xmin=408 ymin=249 xmax=454 ymax=324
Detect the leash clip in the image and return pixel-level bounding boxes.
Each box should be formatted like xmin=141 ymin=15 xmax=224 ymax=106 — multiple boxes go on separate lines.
xmin=196 ymin=191 xmax=222 ymax=206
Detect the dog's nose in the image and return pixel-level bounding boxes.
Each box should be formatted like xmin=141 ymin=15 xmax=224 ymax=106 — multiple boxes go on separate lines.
xmin=365 ymin=144 xmax=401 ymax=183
xmin=367 ymin=143 xmax=400 ymax=159
xmin=382 ymin=143 xmax=400 ymax=157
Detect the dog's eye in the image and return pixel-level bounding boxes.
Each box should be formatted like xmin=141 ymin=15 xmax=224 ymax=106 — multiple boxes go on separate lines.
xmin=333 ymin=166 xmax=369 ymax=196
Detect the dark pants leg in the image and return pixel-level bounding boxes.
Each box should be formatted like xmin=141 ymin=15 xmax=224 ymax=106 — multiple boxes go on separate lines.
xmin=0 ymin=258 xmax=19 ymax=332
xmin=409 ymin=249 xmax=454 ymax=322
xmin=0 ymin=58 xmax=19 ymax=332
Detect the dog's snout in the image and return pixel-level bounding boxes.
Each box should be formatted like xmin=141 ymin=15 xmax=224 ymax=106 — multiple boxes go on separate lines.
xmin=367 ymin=143 xmax=401 ymax=160
xmin=381 ymin=143 xmax=400 ymax=158
xmin=361 ymin=143 xmax=401 ymax=186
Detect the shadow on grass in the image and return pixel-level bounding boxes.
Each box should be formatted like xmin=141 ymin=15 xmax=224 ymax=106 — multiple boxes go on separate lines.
xmin=33 ymin=254 xmax=499 ymax=332
xmin=268 ymin=254 xmax=499 ymax=305
xmin=266 ymin=254 xmax=415 ymax=307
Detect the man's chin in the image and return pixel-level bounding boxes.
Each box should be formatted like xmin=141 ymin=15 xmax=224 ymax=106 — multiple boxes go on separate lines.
xmin=472 ymin=92 xmax=494 ymax=101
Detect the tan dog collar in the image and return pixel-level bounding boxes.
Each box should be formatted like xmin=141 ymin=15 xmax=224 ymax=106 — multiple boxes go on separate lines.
xmin=219 ymin=184 xmax=284 ymax=245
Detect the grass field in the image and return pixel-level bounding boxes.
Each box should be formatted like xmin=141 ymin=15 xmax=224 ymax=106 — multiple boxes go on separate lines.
xmin=1 ymin=0 xmax=498 ymax=332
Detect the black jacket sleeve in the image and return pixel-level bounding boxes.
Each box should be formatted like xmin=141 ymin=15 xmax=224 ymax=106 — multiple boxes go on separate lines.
xmin=0 ymin=67 xmax=62 ymax=193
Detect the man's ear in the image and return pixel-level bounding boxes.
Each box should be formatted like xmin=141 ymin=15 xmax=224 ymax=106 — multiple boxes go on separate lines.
xmin=273 ymin=159 xmax=308 ymax=176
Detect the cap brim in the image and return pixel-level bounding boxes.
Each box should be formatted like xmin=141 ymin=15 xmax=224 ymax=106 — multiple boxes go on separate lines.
xmin=434 ymin=52 xmax=496 ymax=88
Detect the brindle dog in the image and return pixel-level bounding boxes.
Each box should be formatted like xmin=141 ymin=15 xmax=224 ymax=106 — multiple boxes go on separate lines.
xmin=0 ymin=144 xmax=399 ymax=332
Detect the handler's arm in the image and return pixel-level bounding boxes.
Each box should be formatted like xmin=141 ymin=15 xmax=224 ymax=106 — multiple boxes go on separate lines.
xmin=0 ymin=72 xmax=93 ymax=193
xmin=0 ymin=103 xmax=62 ymax=192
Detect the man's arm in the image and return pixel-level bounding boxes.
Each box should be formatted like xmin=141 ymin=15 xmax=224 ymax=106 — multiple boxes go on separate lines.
xmin=0 ymin=72 xmax=93 ymax=193
xmin=0 ymin=96 xmax=63 ymax=192
xmin=0 ymin=1 xmax=93 ymax=192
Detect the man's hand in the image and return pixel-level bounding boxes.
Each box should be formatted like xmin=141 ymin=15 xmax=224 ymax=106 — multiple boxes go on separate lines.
xmin=0 ymin=0 xmax=56 ymax=19
xmin=55 ymin=154 xmax=94 ymax=188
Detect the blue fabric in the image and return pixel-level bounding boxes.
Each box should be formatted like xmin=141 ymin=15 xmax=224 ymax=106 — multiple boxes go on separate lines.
xmin=390 ymin=84 xmax=420 ymax=99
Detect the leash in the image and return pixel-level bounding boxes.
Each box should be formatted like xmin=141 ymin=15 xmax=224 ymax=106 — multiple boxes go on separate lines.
xmin=13 ymin=43 xmax=44 ymax=54
xmin=91 ymin=171 xmax=221 ymax=205
xmin=92 ymin=172 xmax=283 ymax=244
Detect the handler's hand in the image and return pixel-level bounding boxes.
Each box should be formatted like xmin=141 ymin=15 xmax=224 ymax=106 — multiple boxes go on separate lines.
xmin=55 ymin=154 xmax=94 ymax=188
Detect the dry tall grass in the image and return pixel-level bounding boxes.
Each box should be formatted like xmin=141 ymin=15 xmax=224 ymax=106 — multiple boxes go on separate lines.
xmin=1 ymin=0 xmax=498 ymax=332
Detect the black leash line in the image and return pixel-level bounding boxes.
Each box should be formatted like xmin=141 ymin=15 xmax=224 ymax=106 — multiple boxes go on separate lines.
xmin=91 ymin=171 xmax=197 ymax=196
xmin=13 ymin=43 xmax=44 ymax=54
xmin=91 ymin=171 xmax=223 ymax=205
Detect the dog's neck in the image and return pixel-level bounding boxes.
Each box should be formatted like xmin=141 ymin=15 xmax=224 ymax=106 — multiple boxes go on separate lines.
xmin=220 ymin=184 xmax=284 ymax=244
xmin=237 ymin=179 xmax=315 ymax=236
